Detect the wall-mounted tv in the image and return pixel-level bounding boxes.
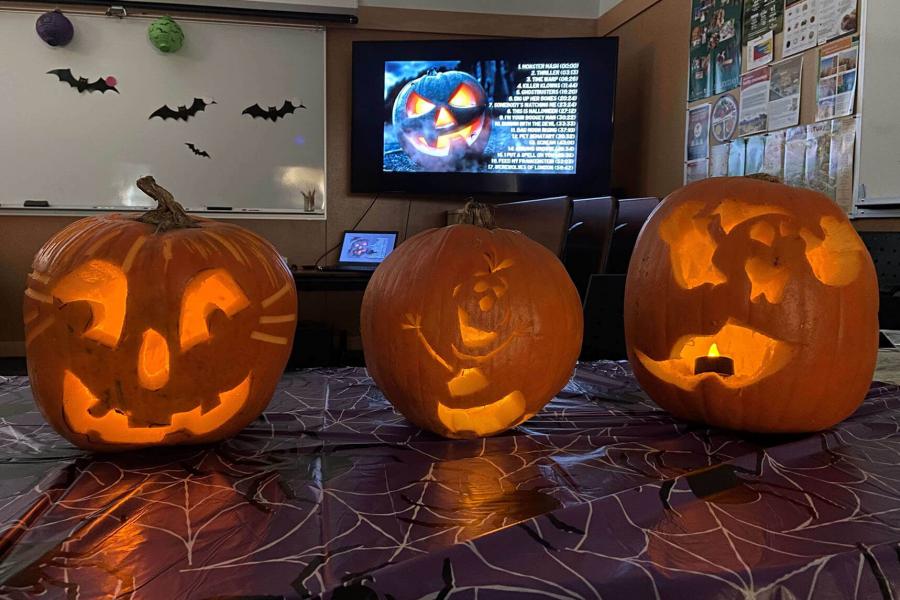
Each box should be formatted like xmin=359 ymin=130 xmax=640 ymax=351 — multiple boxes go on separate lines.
xmin=351 ymin=37 xmax=618 ymax=196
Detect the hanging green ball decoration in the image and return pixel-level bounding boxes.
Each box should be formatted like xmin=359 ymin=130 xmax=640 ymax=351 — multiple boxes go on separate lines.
xmin=148 ymin=16 xmax=184 ymax=53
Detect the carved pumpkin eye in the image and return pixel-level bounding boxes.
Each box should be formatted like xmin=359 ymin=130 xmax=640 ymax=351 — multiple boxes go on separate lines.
xmin=179 ymin=269 xmax=250 ymax=351
xmin=448 ymin=84 xmax=477 ymax=108
xmin=406 ymin=92 xmax=435 ymax=117
xmin=53 ymin=260 xmax=127 ymax=348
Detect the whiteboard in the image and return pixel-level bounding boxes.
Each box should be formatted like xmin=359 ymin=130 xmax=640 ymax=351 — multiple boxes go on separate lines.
xmin=0 ymin=10 xmax=326 ymax=217
xmin=856 ymin=0 xmax=900 ymax=205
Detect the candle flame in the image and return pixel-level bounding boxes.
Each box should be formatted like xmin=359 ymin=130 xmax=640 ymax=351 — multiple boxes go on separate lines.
xmin=707 ymin=343 xmax=720 ymax=358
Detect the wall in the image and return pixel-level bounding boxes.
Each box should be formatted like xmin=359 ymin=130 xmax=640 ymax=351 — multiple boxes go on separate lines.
xmin=0 ymin=5 xmax=595 ymax=355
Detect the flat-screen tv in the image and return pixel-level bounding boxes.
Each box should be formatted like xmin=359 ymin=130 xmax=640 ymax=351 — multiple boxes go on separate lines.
xmin=351 ymin=37 xmax=618 ymax=196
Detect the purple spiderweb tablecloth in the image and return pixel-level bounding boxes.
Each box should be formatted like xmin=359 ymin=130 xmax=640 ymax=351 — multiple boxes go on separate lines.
xmin=0 ymin=362 xmax=898 ymax=599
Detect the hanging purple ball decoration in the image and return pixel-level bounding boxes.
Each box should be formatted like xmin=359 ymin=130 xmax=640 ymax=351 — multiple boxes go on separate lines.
xmin=36 ymin=10 xmax=74 ymax=47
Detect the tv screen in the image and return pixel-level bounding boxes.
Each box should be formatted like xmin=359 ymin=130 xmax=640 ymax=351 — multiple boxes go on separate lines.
xmin=351 ymin=37 xmax=618 ymax=196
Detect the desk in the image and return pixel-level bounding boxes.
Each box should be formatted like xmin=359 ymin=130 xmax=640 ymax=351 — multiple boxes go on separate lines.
xmin=1 ymin=362 xmax=898 ymax=598
xmin=292 ymin=268 xmax=372 ymax=292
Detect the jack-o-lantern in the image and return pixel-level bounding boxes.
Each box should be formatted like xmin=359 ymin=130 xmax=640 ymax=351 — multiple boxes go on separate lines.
xmin=361 ymin=202 xmax=582 ymax=439
xmin=392 ymin=70 xmax=491 ymax=171
xmin=625 ymin=176 xmax=878 ymax=433
xmin=24 ymin=177 xmax=297 ymax=451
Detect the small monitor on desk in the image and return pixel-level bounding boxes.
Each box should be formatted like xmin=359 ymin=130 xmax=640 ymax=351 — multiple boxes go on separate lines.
xmin=323 ymin=231 xmax=398 ymax=271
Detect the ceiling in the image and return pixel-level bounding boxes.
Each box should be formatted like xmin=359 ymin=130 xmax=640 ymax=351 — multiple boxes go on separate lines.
xmin=358 ymin=0 xmax=624 ymax=19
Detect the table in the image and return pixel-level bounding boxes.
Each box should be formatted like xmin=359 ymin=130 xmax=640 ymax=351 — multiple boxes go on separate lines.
xmin=1 ymin=362 xmax=898 ymax=598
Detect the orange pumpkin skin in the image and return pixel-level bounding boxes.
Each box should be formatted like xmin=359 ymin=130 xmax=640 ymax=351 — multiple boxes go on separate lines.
xmin=625 ymin=177 xmax=878 ymax=433
xmin=24 ymin=191 xmax=296 ymax=452
xmin=361 ymin=223 xmax=583 ymax=439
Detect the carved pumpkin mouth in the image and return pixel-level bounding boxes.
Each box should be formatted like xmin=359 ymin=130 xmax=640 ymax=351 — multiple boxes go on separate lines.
xmin=634 ymin=320 xmax=796 ymax=391
xmin=405 ymin=113 xmax=486 ymax=157
xmin=437 ymin=390 xmax=526 ymax=437
xmin=60 ymin=369 xmax=252 ymax=445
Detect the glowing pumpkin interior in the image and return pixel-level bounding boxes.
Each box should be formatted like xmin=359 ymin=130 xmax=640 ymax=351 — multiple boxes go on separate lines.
xmin=636 ymin=199 xmax=866 ymax=391
xmin=40 ymin=259 xmax=296 ymax=444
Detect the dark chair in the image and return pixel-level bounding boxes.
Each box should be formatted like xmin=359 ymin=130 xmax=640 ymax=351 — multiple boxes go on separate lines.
xmin=493 ymin=196 xmax=572 ymax=258
xmin=562 ymin=196 xmax=619 ymax=300
xmin=606 ymin=197 xmax=660 ymax=274
xmin=581 ymin=273 xmax=627 ymax=360
xmin=859 ymin=231 xmax=900 ymax=330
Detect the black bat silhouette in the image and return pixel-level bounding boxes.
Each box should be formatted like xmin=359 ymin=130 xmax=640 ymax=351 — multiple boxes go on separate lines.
xmin=241 ymin=100 xmax=305 ymax=122
xmin=47 ymin=69 xmax=119 ymax=94
xmin=185 ymin=143 xmax=211 ymax=158
xmin=150 ymin=98 xmax=216 ymax=121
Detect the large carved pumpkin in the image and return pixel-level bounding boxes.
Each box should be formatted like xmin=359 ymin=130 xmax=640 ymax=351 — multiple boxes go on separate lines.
xmin=392 ymin=70 xmax=491 ymax=171
xmin=361 ymin=203 xmax=582 ymax=438
xmin=24 ymin=177 xmax=297 ymax=451
xmin=625 ymin=176 xmax=878 ymax=433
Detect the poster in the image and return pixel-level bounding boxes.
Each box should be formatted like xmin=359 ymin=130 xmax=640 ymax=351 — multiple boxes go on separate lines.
xmin=818 ymin=0 xmax=857 ymax=42
xmin=743 ymin=0 xmax=783 ymax=40
xmin=739 ymin=68 xmax=770 ymax=136
xmin=746 ymin=134 xmax=766 ymax=173
xmin=816 ymin=36 xmax=859 ymax=121
xmin=712 ymin=0 xmax=743 ymax=94
xmin=728 ymin=138 xmax=747 ymax=176
xmin=685 ymin=159 xmax=710 ymax=184
xmin=783 ymin=125 xmax=808 ymax=186
xmin=689 ymin=0 xmax=714 ymax=101
xmin=806 ymin=122 xmax=833 ymax=197
xmin=686 ymin=103 xmax=711 ymax=161
xmin=783 ymin=0 xmax=818 ymax=57
xmin=747 ymin=30 xmax=774 ymax=71
xmin=689 ymin=0 xmax=742 ymax=101
xmin=763 ymin=130 xmax=786 ymax=178
xmin=830 ymin=117 xmax=856 ymax=212
xmin=711 ymin=143 xmax=730 ymax=176
xmin=768 ymin=56 xmax=803 ymax=131
xmin=711 ymin=94 xmax=739 ymax=142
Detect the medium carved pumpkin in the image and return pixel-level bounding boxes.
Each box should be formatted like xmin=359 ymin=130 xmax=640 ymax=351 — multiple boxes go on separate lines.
xmin=24 ymin=177 xmax=297 ymax=451
xmin=361 ymin=202 xmax=582 ymax=438
xmin=625 ymin=176 xmax=878 ymax=433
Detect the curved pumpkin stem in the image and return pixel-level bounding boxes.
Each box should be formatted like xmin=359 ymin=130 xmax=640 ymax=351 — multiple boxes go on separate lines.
xmin=135 ymin=176 xmax=198 ymax=232
xmin=744 ymin=173 xmax=783 ymax=184
xmin=460 ymin=199 xmax=496 ymax=229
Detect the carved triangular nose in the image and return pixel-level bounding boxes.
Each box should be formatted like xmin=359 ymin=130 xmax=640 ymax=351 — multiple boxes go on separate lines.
xmin=138 ymin=328 xmax=170 ymax=390
xmin=435 ymin=106 xmax=456 ymax=128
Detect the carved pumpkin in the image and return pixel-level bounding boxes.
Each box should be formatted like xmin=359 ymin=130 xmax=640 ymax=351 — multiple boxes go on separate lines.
xmin=392 ymin=70 xmax=491 ymax=171
xmin=361 ymin=202 xmax=582 ymax=439
xmin=24 ymin=177 xmax=297 ymax=451
xmin=625 ymin=176 xmax=878 ymax=433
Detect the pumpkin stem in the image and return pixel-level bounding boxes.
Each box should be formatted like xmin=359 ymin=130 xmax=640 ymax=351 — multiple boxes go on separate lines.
xmin=135 ymin=176 xmax=198 ymax=231
xmin=744 ymin=173 xmax=783 ymax=184
xmin=460 ymin=199 xmax=496 ymax=229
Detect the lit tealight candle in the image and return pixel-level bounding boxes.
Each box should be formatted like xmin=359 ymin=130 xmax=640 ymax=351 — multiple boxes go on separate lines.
xmin=693 ymin=343 xmax=734 ymax=376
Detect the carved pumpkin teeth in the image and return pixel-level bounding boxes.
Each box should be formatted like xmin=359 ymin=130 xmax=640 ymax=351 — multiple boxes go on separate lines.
xmin=634 ymin=320 xmax=795 ymax=391
xmin=406 ymin=113 xmax=486 ymax=157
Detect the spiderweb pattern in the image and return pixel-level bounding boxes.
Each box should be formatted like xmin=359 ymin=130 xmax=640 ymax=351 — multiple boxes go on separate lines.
xmin=0 ymin=363 xmax=898 ymax=599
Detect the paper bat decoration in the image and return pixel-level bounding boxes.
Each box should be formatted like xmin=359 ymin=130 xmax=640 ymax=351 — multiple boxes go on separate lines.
xmin=185 ymin=143 xmax=211 ymax=158
xmin=241 ymin=100 xmax=305 ymax=122
xmin=150 ymin=98 xmax=216 ymax=121
xmin=47 ymin=69 xmax=119 ymax=94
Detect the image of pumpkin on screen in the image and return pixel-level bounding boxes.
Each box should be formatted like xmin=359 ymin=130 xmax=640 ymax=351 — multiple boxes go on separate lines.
xmin=23 ymin=177 xmax=297 ymax=451
xmin=383 ymin=59 xmax=579 ymax=174
xmin=624 ymin=176 xmax=878 ymax=434
xmin=361 ymin=203 xmax=582 ymax=439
